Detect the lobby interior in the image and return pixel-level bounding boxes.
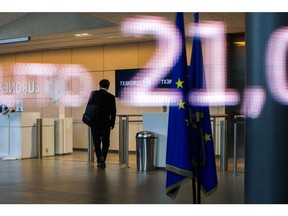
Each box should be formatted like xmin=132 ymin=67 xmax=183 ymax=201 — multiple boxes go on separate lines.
xmin=0 ymin=12 xmax=245 ymax=206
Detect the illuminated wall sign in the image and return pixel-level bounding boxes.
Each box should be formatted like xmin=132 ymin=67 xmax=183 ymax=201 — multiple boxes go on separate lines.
xmin=115 ymin=68 xmax=172 ymax=97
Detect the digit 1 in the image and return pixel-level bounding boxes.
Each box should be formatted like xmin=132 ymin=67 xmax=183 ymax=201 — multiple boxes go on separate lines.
xmin=187 ymin=22 xmax=240 ymax=106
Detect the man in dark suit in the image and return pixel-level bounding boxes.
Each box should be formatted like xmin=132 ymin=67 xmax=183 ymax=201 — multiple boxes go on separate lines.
xmin=88 ymin=79 xmax=116 ymax=169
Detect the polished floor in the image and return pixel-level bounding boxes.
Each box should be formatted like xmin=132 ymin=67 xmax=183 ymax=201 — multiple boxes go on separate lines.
xmin=0 ymin=151 xmax=244 ymax=204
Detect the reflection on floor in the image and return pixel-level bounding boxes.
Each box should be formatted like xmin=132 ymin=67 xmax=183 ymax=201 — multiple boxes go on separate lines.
xmin=0 ymin=151 xmax=244 ymax=204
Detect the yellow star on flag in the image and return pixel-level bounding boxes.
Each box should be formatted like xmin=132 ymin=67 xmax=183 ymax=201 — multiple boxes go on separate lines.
xmin=178 ymin=100 xmax=186 ymax=109
xmin=204 ymin=133 xmax=211 ymax=142
xmin=175 ymin=78 xmax=184 ymax=88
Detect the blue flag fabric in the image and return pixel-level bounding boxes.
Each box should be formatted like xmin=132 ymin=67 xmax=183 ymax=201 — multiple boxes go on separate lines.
xmin=189 ymin=13 xmax=217 ymax=195
xmin=166 ymin=12 xmax=192 ymax=199
xmin=166 ymin=12 xmax=217 ymax=199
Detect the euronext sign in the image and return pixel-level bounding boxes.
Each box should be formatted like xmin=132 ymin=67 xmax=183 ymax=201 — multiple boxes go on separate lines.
xmin=0 ymin=81 xmax=40 ymax=94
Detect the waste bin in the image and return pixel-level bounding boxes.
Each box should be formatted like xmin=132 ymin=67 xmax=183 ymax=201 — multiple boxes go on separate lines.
xmin=135 ymin=131 xmax=157 ymax=171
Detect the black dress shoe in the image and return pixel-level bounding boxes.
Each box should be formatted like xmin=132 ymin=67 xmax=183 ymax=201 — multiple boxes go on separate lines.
xmin=100 ymin=157 xmax=106 ymax=169
xmin=101 ymin=161 xmax=106 ymax=169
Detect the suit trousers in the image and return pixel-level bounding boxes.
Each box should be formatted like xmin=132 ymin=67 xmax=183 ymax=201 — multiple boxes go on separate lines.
xmin=91 ymin=126 xmax=111 ymax=163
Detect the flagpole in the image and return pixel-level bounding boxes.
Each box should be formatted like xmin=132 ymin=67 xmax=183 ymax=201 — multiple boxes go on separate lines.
xmin=196 ymin=112 xmax=201 ymax=204
xmin=190 ymin=109 xmax=196 ymax=204
xmin=192 ymin=163 xmax=197 ymax=204
xmin=189 ymin=109 xmax=196 ymax=204
xmin=187 ymin=12 xmax=218 ymax=203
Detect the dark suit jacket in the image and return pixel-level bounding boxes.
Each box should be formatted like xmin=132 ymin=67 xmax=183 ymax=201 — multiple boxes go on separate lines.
xmin=88 ymin=89 xmax=116 ymax=129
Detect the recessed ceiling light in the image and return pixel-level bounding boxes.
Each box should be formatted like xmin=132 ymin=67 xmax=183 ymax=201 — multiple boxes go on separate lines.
xmin=234 ymin=41 xmax=245 ymax=46
xmin=74 ymin=33 xmax=91 ymax=37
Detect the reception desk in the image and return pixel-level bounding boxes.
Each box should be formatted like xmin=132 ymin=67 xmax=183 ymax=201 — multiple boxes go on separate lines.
xmin=143 ymin=113 xmax=169 ymax=168
xmin=0 ymin=112 xmax=40 ymax=159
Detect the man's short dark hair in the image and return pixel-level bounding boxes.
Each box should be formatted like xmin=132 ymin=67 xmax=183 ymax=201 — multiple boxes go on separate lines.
xmin=99 ymin=79 xmax=110 ymax=89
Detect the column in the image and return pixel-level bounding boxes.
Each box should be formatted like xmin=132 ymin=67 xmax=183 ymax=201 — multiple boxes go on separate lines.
xmin=245 ymin=13 xmax=288 ymax=203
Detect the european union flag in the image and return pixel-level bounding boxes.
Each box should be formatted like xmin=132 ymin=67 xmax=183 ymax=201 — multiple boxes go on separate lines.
xmin=189 ymin=13 xmax=217 ymax=195
xmin=166 ymin=12 xmax=192 ymax=199
xmin=166 ymin=12 xmax=218 ymax=200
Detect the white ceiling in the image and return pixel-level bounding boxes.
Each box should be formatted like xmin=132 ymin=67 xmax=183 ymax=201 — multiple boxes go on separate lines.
xmin=0 ymin=12 xmax=245 ymax=55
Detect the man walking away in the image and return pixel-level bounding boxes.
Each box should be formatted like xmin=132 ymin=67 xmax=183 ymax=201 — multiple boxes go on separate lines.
xmin=88 ymin=79 xmax=116 ymax=169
